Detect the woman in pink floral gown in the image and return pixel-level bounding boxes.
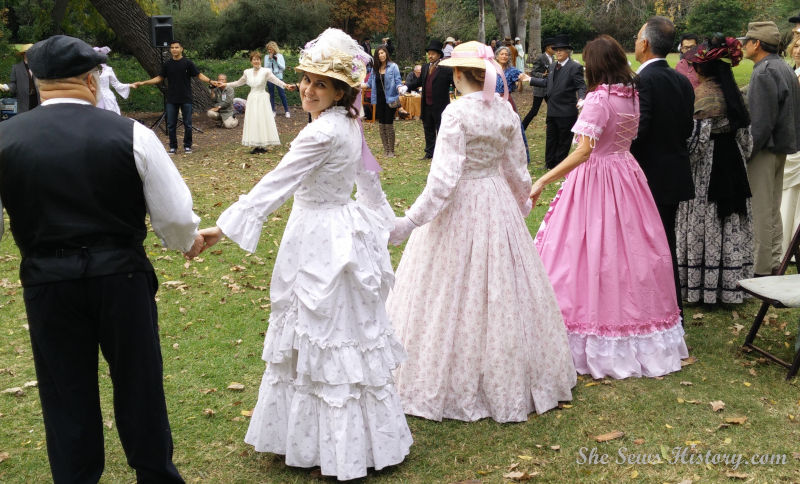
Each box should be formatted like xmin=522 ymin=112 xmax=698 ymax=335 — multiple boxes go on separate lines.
xmin=531 ymin=35 xmax=688 ymax=380
xmin=387 ymin=41 xmax=576 ymax=423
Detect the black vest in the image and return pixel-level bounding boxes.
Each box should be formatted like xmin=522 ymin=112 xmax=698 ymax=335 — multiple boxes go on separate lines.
xmin=0 ymin=103 xmax=154 ymax=286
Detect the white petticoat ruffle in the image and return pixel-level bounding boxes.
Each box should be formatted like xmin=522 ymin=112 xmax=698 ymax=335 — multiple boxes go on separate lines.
xmin=568 ymin=322 xmax=689 ymax=380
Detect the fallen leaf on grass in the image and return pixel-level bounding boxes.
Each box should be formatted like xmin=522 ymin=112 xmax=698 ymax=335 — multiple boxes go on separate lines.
xmin=742 ymin=381 xmax=751 ymax=387
xmin=227 ymin=382 xmax=245 ymax=391
xmin=725 ymin=471 xmax=749 ymax=479
xmin=724 ymin=438 xmax=732 ymax=444
xmin=0 ymin=452 xmax=9 ymax=463
xmin=731 ymin=311 xmax=739 ymax=320
xmin=693 ymin=313 xmax=704 ymax=319
xmin=594 ymin=430 xmax=624 ymax=442
xmin=503 ymin=471 xmax=536 ymax=481
xmin=748 ymin=369 xmax=757 ymax=376
xmin=507 ymin=462 xmax=519 ymax=470
xmin=241 ymin=410 xmax=253 ymax=417
xmin=682 ymin=356 xmax=697 ymax=366
xmin=792 ymin=452 xmax=800 ymax=460
xmin=665 ymin=424 xmax=674 ymax=429
xmin=724 ymin=417 xmax=747 ymax=425
xmin=585 ymin=382 xmax=598 ymax=387
xmin=22 ymin=381 xmax=37 ymax=388
xmin=633 ymin=438 xmax=645 ymax=445
xmin=550 ymin=445 xmax=560 ymax=451
xmin=453 ymin=480 xmax=483 ymax=484
xmin=680 ymin=381 xmax=693 ymax=386
xmin=1 ymin=387 xmax=23 ymax=396
xmin=203 ymin=408 xmax=215 ymax=418
xmin=104 ymin=420 xmax=113 ymax=429
xmin=517 ymin=455 xmax=533 ymax=461
xmin=200 ymin=388 xmax=217 ymax=394
xmin=710 ymin=400 xmax=726 ymax=412
xmin=630 ymin=470 xmax=639 ymax=478
xmin=685 ymin=440 xmax=702 ymax=446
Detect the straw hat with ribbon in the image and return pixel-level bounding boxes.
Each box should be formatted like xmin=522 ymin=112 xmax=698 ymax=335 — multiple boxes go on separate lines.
xmin=440 ymin=40 xmax=508 ymax=103
xmin=295 ymin=28 xmax=371 ymax=89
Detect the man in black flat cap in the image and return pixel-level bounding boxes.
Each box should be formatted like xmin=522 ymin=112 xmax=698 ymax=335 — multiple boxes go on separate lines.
xmin=0 ymin=35 xmax=203 ymax=483
xmin=401 ymin=39 xmax=455 ymax=159
xmin=528 ymin=34 xmax=586 ymax=168
xmin=522 ymin=37 xmax=555 ymax=130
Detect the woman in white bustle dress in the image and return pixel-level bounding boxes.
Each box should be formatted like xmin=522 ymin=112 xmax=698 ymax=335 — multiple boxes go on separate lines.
xmin=198 ymin=29 xmax=411 ymax=481
xmin=388 ymin=41 xmax=576 ymax=423
xmin=92 ymin=46 xmax=133 ymax=115
xmin=222 ymin=51 xmax=291 ymax=154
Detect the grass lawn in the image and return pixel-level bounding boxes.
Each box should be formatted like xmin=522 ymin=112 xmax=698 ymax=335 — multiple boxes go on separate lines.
xmin=1 ymin=78 xmax=799 ymax=483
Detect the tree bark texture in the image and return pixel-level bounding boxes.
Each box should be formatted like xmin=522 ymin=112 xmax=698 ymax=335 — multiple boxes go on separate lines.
xmin=528 ymin=0 xmax=541 ymax=59
xmin=50 ymin=0 xmax=69 ymax=35
xmin=478 ymin=0 xmax=485 ymax=44
xmin=395 ymin=0 xmax=426 ymax=63
xmin=490 ymin=0 xmax=511 ymax=39
xmin=90 ymin=0 xmax=211 ymax=110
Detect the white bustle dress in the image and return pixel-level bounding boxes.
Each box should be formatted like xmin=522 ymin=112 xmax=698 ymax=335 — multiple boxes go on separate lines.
xmin=96 ymin=65 xmax=130 ymax=115
xmin=216 ymin=106 xmax=412 ymax=480
xmin=228 ymin=67 xmax=283 ymax=148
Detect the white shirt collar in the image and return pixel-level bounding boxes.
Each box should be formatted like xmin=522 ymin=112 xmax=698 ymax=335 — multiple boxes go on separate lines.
xmin=41 ymin=98 xmax=94 ymax=106
xmin=636 ymin=57 xmax=665 ymax=74
xmin=558 ymin=58 xmax=569 ymax=67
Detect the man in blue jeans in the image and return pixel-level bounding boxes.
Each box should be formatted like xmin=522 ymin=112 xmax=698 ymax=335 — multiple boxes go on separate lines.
xmin=134 ymin=40 xmax=212 ymax=154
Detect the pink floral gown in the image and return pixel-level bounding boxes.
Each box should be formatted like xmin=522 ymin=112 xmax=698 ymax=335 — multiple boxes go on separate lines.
xmin=535 ymin=83 xmax=689 ymax=379
xmin=388 ymin=91 xmax=576 ymax=423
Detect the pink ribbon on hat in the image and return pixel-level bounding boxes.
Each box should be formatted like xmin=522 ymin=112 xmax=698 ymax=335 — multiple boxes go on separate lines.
xmin=354 ymin=91 xmax=381 ymax=173
xmin=450 ymin=44 xmax=508 ymax=103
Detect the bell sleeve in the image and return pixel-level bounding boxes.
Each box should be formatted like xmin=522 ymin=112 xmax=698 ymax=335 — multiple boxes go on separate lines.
xmin=404 ymin=109 xmax=465 ymax=226
xmin=106 ymin=66 xmax=130 ymax=99
xmin=216 ymin=126 xmax=331 ymax=253
xmin=226 ymin=72 xmax=248 ymax=89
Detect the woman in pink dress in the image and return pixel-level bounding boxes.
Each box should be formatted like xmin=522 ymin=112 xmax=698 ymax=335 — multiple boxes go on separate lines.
xmin=388 ymin=41 xmax=575 ymax=423
xmin=531 ymin=35 xmax=688 ymax=379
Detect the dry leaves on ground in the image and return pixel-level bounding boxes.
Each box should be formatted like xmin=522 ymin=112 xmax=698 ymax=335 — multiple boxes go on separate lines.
xmin=594 ymin=430 xmax=624 ymax=442
xmin=1 ymin=387 xmax=23 ymax=396
xmin=0 ymin=451 xmax=9 ymax=463
xmin=723 ymin=417 xmax=747 ymax=425
xmin=227 ymin=382 xmax=245 ymax=391
xmin=710 ymin=400 xmax=726 ymax=412
xmin=503 ymin=471 xmax=537 ymax=481
xmin=681 ymin=356 xmax=697 ymax=366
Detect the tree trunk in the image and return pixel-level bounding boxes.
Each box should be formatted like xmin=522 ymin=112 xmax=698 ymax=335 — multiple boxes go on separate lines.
xmin=89 ymin=0 xmax=211 ymax=110
xmin=528 ymin=0 xmax=541 ymax=59
xmin=490 ymin=0 xmax=510 ymax=39
xmin=515 ymin=0 xmax=527 ymax=47
xmin=478 ymin=0 xmax=485 ymax=44
xmin=50 ymin=0 xmax=69 ymax=35
xmin=395 ymin=0 xmax=426 ymax=63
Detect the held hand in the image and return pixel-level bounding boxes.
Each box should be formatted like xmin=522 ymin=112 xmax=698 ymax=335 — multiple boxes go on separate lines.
xmin=388 ymin=216 xmax=416 ymax=246
xmin=129 ymin=83 xmax=137 ymax=89
xmin=184 ymin=233 xmax=205 ymax=260
xmin=529 ymin=179 xmax=545 ymax=207
xmin=285 ymin=84 xmax=296 ymax=92
xmin=198 ymin=226 xmax=224 ymax=253
xmin=519 ymin=73 xmax=531 ymax=83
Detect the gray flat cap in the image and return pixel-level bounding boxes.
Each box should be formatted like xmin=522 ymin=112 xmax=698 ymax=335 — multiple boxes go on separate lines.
xmin=27 ymin=35 xmax=107 ymax=80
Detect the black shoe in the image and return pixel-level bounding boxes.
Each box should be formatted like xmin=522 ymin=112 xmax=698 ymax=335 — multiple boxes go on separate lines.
xmin=250 ymin=147 xmax=260 ymax=154
xmin=184 ymin=147 xmax=192 ymax=154
xmin=168 ymin=148 xmax=177 ymax=155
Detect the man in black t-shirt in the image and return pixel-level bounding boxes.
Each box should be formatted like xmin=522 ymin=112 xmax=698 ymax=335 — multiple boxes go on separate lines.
xmin=134 ymin=40 xmax=212 ymax=154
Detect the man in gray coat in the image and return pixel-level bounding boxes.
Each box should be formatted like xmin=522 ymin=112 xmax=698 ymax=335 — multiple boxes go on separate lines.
xmin=742 ymin=21 xmax=800 ymax=275
xmin=0 ymin=44 xmax=40 ymax=113
xmin=207 ymin=73 xmax=238 ymax=128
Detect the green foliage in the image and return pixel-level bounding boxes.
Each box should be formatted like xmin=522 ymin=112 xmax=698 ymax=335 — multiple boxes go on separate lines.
xmin=159 ymin=0 xmax=330 ymax=58
xmin=541 ymin=8 xmax=595 ymax=52
xmin=686 ymin=0 xmax=752 ymax=39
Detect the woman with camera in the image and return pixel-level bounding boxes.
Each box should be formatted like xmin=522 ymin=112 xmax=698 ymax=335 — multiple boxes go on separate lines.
xmin=265 ymin=41 xmax=290 ymax=118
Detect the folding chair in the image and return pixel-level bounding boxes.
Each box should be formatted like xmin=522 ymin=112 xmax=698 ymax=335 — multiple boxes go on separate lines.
xmin=738 ymin=221 xmax=800 ymax=380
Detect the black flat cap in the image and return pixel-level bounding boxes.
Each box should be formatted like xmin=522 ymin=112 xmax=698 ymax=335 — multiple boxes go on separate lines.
xmin=27 ymin=35 xmax=107 ymax=80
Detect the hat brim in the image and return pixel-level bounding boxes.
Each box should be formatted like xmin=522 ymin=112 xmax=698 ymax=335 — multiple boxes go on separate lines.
xmin=439 ymin=57 xmax=486 ymax=69
xmin=790 ymin=16 xmax=800 ymax=23
xmin=295 ymin=65 xmax=363 ymax=88
xmin=552 ymin=44 xmax=573 ymax=50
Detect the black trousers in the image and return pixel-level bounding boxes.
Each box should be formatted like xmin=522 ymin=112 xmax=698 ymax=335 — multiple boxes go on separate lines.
xmin=545 ymin=115 xmax=577 ymax=169
xmin=656 ymin=202 xmax=684 ymax=319
xmin=422 ymin=105 xmax=443 ymax=158
xmin=24 ymin=272 xmax=184 ymax=484
xmin=521 ymin=96 xmax=545 ymax=130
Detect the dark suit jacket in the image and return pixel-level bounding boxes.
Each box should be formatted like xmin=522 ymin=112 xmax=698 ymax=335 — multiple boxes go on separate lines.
xmin=8 ymin=61 xmax=39 ymax=113
xmin=405 ymin=62 xmax=454 ymax=118
xmin=530 ymin=52 xmax=551 ymax=98
xmin=629 ymin=59 xmax=695 ymax=205
xmin=529 ymin=58 xmax=586 ymax=118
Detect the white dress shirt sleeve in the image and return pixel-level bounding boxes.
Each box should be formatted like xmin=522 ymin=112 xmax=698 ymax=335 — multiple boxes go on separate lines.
xmin=132 ymin=122 xmax=200 ymax=252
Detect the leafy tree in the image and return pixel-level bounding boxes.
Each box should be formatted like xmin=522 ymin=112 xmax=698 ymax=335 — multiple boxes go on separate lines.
xmin=686 ymin=0 xmax=752 ymax=39
xmin=540 ymin=7 xmax=594 ymax=51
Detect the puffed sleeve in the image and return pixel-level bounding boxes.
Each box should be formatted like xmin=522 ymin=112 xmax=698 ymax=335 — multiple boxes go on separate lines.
xmin=106 ymin=66 xmax=130 ymax=99
xmin=500 ymin=105 xmax=533 ymax=216
xmin=571 ymin=90 xmax=609 ymax=143
xmin=216 ymin=126 xmax=331 ymax=252
xmin=404 ymin=108 xmax=465 ymax=226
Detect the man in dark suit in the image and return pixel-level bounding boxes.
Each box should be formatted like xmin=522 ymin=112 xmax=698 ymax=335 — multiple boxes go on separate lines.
xmin=630 ymin=16 xmax=695 ymax=315
xmin=528 ymin=34 xmax=586 ymax=168
xmin=522 ymin=37 xmax=554 ymax=130
xmin=0 ymin=44 xmax=40 ymax=113
xmin=402 ymin=39 xmax=455 ymax=159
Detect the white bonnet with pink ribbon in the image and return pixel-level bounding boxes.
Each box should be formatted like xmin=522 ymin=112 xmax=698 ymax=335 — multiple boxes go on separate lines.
xmin=439 ymin=40 xmax=507 ymax=102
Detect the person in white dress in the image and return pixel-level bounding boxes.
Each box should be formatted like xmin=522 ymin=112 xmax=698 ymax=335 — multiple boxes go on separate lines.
xmin=221 ymin=51 xmax=295 ymax=154
xmin=782 ymin=36 xmax=800 ymax=252
xmin=196 ymin=28 xmax=411 ymax=480
xmin=387 ymin=41 xmax=576 ymax=423
xmin=92 ymin=46 xmax=134 ymax=115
